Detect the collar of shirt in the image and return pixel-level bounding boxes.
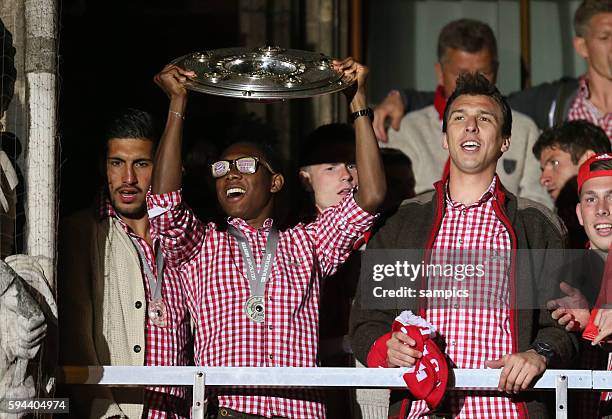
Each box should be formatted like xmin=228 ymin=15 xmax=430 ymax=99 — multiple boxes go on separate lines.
xmin=227 ymin=217 xmax=274 ymax=234
xmin=444 ymin=176 xmax=497 ymax=210
xmin=577 ymin=76 xmax=608 ymax=118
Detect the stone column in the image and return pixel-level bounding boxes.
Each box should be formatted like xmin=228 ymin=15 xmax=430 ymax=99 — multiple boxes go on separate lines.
xmin=23 ymin=0 xmax=57 ymax=286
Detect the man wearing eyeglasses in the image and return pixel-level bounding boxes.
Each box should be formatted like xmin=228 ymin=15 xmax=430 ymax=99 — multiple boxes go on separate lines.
xmin=147 ymin=57 xmax=385 ymax=419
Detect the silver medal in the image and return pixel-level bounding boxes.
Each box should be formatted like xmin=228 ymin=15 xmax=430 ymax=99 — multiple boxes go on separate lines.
xmin=245 ymin=296 xmax=265 ymax=323
xmin=228 ymin=226 xmax=279 ymax=323
xmin=148 ymin=299 xmax=169 ymax=328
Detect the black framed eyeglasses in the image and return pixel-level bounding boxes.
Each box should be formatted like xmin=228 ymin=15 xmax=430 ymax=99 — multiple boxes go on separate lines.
xmin=211 ymin=156 xmax=275 ymax=178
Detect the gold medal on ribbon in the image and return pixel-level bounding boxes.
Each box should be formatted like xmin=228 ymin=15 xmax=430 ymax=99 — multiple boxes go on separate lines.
xmin=245 ymin=296 xmax=265 ymax=323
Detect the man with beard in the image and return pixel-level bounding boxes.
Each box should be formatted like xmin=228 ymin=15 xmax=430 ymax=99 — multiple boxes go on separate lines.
xmin=59 ymin=109 xmax=192 ymax=418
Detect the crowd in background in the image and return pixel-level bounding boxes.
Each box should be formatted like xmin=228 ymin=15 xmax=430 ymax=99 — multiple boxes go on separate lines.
xmin=56 ymin=1 xmax=612 ymax=418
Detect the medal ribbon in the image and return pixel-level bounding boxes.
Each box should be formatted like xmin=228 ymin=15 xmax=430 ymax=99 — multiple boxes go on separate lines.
xmin=227 ymin=225 xmax=279 ymax=299
xmin=130 ymin=237 xmax=164 ymax=302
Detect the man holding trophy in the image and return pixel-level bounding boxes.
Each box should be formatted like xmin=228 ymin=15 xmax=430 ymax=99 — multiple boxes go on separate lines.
xmin=147 ymin=56 xmax=384 ymax=418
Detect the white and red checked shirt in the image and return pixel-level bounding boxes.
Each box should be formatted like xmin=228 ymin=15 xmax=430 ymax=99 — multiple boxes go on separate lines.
xmin=407 ymin=177 xmax=520 ymax=418
xmin=102 ymin=200 xmax=192 ymax=418
xmin=568 ymin=77 xmax=612 ymax=140
xmin=147 ymin=190 xmax=376 ymax=419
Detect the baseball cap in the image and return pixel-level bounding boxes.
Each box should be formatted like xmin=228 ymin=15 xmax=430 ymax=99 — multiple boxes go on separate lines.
xmin=577 ymin=153 xmax=612 ymax=194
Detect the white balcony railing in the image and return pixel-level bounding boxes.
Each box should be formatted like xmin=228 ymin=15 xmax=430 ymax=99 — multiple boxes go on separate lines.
xmin=62 ymin=366 xmax=606 ymax=419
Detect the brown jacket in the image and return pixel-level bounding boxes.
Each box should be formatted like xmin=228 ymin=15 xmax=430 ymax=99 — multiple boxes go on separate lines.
xmin=59 ymin=209 xmax=147 ymax=418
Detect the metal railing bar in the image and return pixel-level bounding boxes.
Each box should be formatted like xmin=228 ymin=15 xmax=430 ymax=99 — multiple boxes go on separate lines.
xmin=592 ymin=371 xmax=612 ymax=389
xmin=59 ymin=366 xmax=593 ymax=390
xmin=556 ymin=375 xmax=568 ymax=419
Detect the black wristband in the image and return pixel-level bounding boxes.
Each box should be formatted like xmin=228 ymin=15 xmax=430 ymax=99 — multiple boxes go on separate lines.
xmin=530 ymin=341 xmax=555 ymax=364
xmin=350 ymin=107 xmax=374 ymax=123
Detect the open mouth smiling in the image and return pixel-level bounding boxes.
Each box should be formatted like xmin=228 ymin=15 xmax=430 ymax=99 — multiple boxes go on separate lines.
xmin=225 ymin=187 xmax=247 ymax=201
xmin=460 ymin=139 xmax=481 ymax=152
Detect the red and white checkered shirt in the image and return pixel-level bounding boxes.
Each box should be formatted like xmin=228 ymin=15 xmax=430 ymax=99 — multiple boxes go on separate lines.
xmin=147 ymin=190 xmax=376 ymax=419
xmin=568 ymin=77 xmax=612 ymax=140
xmin=407 ymin=177 xmax=520 ymax=418
xmin=102 ymin=200 xmax=192 ymax=419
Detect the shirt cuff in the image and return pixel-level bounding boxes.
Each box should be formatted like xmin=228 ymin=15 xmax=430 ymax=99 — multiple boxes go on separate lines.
xmin=146 ymin=189 xmax=183 ymax=219
xmin=326 ymin=192 xmax=378 ymax=235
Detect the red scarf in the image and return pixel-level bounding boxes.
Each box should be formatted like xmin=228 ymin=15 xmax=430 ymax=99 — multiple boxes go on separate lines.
xmin=433 ymin=85 xmax=447 ymax=121
xmin=434 ymin=85 xmax=451 ymax=177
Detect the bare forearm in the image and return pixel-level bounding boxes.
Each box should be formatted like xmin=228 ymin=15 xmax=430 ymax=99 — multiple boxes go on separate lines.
xmin=152 ymin=97 xmax=187 ymax=194
xmin=352 ymin=90 xmax=386 ymax=213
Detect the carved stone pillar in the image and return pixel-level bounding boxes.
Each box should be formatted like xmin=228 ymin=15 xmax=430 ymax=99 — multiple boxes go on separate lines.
xmin=23 ymin=0 xmax=58 ymax=284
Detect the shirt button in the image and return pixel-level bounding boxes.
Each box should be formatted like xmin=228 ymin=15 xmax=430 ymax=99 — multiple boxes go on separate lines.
xmin=453 ymin=303 xmax=459 ymax=309
xmin=133 ymin=345 xmax=141 ymax=353
xmin=450 ymin=340 xmax=456 ymax=346
xmin=135 ymin=301 xmax=142 ymax=309
xmin=269 ymin=354 xmax=274 ymax=360
xmin=458 ymin=239 xmax=463 ymax=245
xmin=268 ymin=296 xmax=272 ymax=302
xmin=268 ymin=325 xmax=273 ymax=330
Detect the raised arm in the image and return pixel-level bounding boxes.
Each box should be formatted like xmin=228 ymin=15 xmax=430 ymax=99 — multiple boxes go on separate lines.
xmin=152 ymin=64 xmax=194 ymax=194
xmin=148 ymin=65 xmax=205 ymax=268
xmin=333 ymin=57 xmax=386 ymax=214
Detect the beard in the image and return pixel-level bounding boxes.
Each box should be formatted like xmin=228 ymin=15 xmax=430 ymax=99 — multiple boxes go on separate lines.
xmin=109 ymin=194 xmax=147 ymax=220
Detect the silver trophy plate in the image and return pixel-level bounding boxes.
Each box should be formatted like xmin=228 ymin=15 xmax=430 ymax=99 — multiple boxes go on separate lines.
xmin=171 ymin=46 xmax=351 ymax=99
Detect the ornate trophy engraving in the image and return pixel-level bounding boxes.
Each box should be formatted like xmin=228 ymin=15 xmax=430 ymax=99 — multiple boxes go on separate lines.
xmin=172 ymin=46 xmax=351 ymax=99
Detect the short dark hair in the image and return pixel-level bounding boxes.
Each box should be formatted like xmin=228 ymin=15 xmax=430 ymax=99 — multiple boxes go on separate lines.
xmin=381 ymin=147 xmax=415 ymax=199
xmin=533 ymin=120 xmax=611 ymax=163
xmin=102 ymin=108 xmax=158 ymax=156
xmin=442 ymin=72 xmax=512 ymax=139
xmin=574 ymin=0 xmax=612 ymax=37
xmin=300 ymin=123 xmax=355 ymax=167
xmin=438 ymin=19 xmax=498 ymax=70
xmin=219 ymin=113 xmax=282 ymax=175
xmin=381 ymin=147 xmax=413 ymax=168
